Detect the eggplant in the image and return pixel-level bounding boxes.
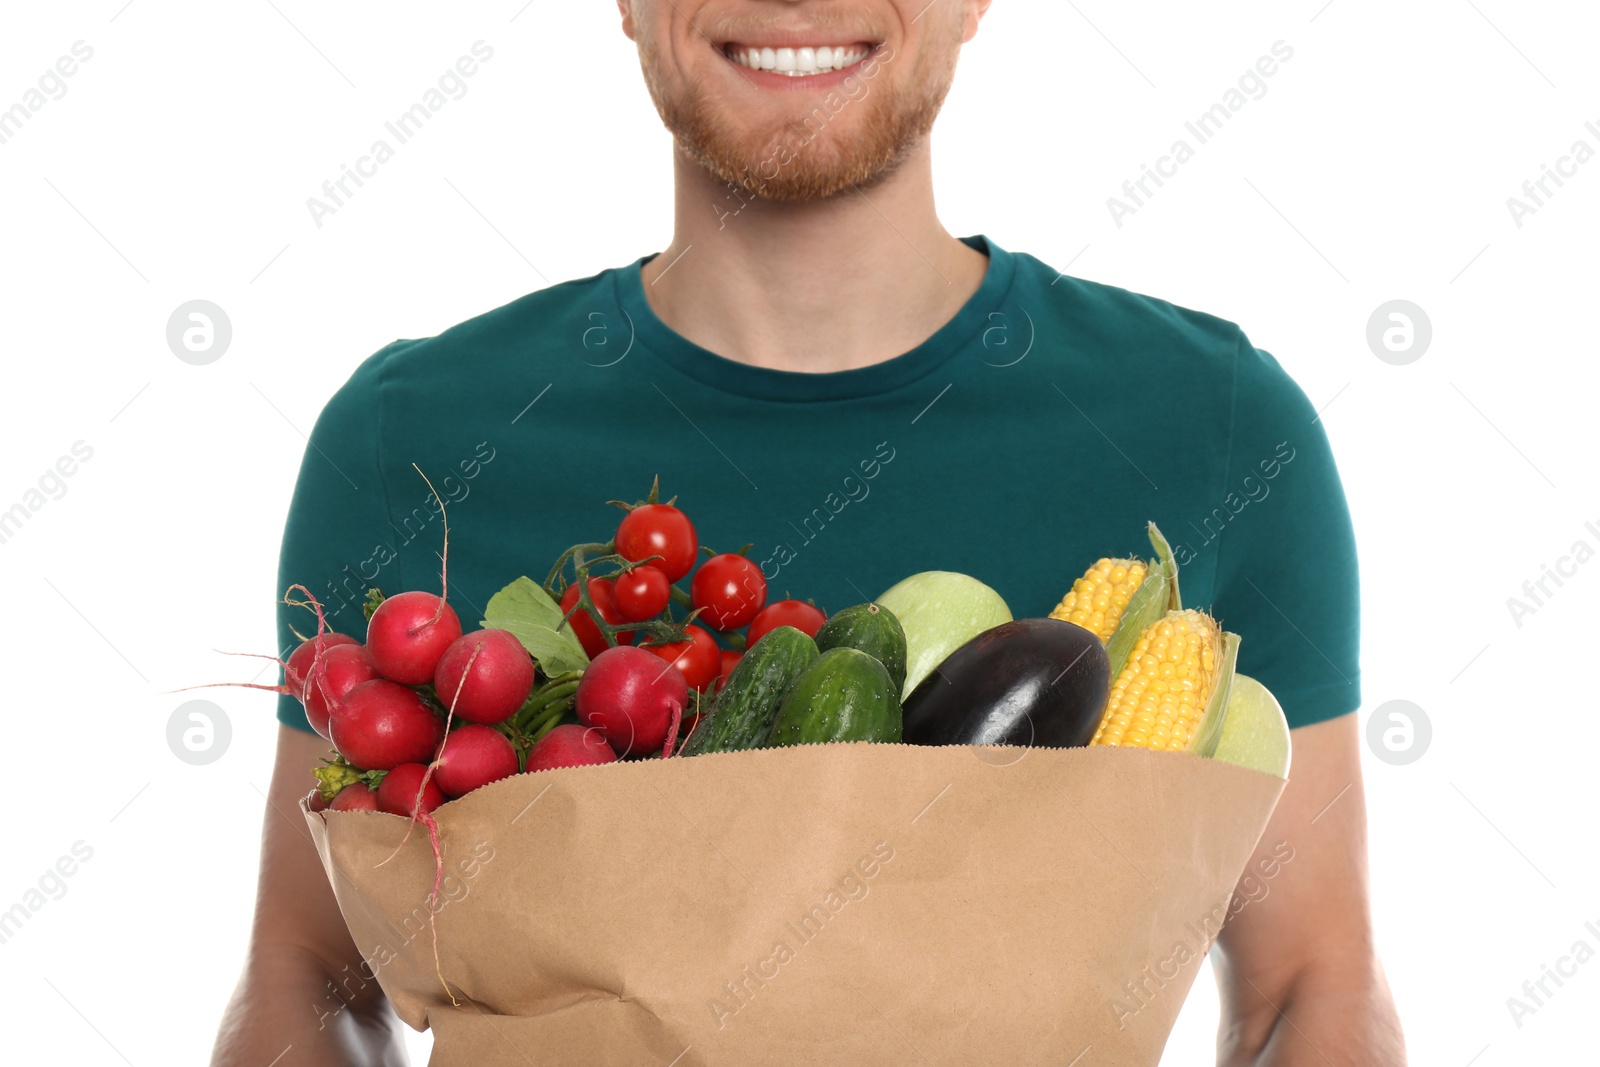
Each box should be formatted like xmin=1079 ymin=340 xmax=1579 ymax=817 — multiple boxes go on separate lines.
xmin=902 ymin=617 xmax=1110 ymax=748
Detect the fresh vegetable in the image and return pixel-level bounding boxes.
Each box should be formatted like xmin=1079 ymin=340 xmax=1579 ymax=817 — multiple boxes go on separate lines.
xmin=814 ymin=602 xmax=908 ymax=696
xmin=433 ymin=724 xmax=520 ymax=797
xmin=482 ymin=576 xmax=590 ymax=677
xmin=366 ymin=590 xmax=463 ymax=685
xmin=1211 ymin=674 xmax=1291 ymax=777
xmin=575 ymin=645 xmax=690 ymax=757
xmin=746 ymin=599 xmax=826 ymax=645
xmin=432 ymin=628 xmax=537 ymax=725
xmin=876 ymin=571 xmax=1012 ymax=700
xmin=302 ymin=642 xmax=380 ymax=739
xmin=329 ymin=679 xmax=447 ymax=770
xmin=284 ymin=632 xmax=357 ymax=700
xmin=901 ymin=618 xmax=1109 ymax=747
xmin=616 ymin=502 xmax=698 ymax=581
xmin=691 ymin=552 xmax=768 ymax=631
xmin=641 ymin=623 xmax=720 ymax=693
xmin=329 ymin=782 xmax=379 ymax=811
xmin=524 ymin=724 xmax=618 ymax=773
xmin=1050 ymin=559 xmax=1148 ymax=642
xmin=714 ymin=649 xmax=742 ymax=691
xmin=684 ymin=626 xmax=819 ymax=755
xmin=376 ymin=762 xmax=447 ymax=816
xmin=1089 ymin=609 xmax=1237 ymax=757
xmin=770 ymin=647 xmax=902 ymax=746
xmin=613 ymin=565 xmax=671 ymax=622
xmin=1050 ymin=523 xmax=1180 ymax=681
xmin=560 ymin=578 xmax=634 ymax=659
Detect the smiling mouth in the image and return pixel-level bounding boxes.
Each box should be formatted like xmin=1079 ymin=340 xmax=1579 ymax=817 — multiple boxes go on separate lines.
xmin=721 ymin=42 xmax=876 ymax=77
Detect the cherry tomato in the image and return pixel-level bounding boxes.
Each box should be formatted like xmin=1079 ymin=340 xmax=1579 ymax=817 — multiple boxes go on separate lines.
xmin=691 ymin=553 xmax=768 ymax=631
xmin=746 ymin=599 xmax=827 ymax=646
xmin=560 ymin=578 xmax=634 ymax=659
xmin=613 ymin=564 xmax=671 ymax=622
xmin=616 ymin=504 xmax=699 ymax=582
xmin=643 ymin=624 xmax=720 ymax=692
xmin=714 ymin=649 xmax=743 ymax=692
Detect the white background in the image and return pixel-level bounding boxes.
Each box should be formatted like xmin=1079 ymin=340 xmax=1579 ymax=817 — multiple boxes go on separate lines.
xmin=1 ymin=1 xmax=1596 ymax=1064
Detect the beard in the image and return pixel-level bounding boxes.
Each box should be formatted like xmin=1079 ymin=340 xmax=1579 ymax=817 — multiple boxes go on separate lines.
xmin=639 ymin=43 xmax=956 ymax=203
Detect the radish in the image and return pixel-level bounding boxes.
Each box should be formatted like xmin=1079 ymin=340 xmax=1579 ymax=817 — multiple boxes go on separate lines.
xmin=524 ymin=724 xmax=617 ymax=773
xmin=432 ymin=725 xmax=519 ymax=797
xmin=303 ymin=643 xmax=381 ymax=739
xmin=376 ymin=762 xmax=447 ymax=816
xmin=285 ymin=632 xmax=357 ymax=699
xmin=575 ymin=645 xmax=687 ymax=757
xmin=432 ymin=629 xmax=536 ymax=726
xmin=366 ymin=591 xmax=462 ymax=685
xmin=329 ymin=782 xmax=379 ymax=811
xmin=330 ymin=679 xmax=446 ymax=770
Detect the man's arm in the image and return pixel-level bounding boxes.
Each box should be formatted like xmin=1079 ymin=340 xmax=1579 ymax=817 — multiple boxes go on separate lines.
xmin=1213 ymin=714 xmax=1406 ymax=1066
xmin=211 ymin=725 xmax=407 ymax=1067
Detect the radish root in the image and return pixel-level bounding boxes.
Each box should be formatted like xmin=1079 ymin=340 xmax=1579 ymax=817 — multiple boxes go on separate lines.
xmin=373 ymin=641 xmax=481 ymax=1008
xmin=412 ymin=463 xmax=451 ymax=623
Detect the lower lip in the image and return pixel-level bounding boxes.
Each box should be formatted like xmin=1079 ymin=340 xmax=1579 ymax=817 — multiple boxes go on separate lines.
xmin=720 ymin=46 xmax=879 ymax=91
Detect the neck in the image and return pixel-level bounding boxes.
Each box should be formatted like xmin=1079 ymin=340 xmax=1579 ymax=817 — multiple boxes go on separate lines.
xmin=639 ymin=140 xmax=989 ymax=373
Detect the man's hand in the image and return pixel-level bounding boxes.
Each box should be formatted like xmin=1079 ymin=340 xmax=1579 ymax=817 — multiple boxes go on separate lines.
xmin=210 ymin=725 xmax=408 ymax=1067
xmin=1213 ymin=714 xmax=1406 ymax=1066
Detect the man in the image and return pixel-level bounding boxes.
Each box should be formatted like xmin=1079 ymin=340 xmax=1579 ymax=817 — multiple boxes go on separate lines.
xmin=212 ymin=1 xmax=1406 ymax=1063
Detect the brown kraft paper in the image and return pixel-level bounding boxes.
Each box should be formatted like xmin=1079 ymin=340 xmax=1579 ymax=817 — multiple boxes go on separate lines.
xmin=303 ymin=742 xmax=1285 ymax=1066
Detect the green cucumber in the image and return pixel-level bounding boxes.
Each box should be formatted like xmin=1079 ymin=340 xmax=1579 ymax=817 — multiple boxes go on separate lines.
xmin=681 ymin=626 xmax=818 ymax=755
xmin=814 ymin=602 xmax=908 ymax=695
xmin=769 ymin=647 xmax=902 ymax=747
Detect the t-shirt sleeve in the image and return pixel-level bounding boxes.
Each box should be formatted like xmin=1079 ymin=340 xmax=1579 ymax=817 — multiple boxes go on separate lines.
xmin=1209 ymin=336 xmax=1361 ymax=730
xmin=273 ymin=346 xmax=400 ymax=732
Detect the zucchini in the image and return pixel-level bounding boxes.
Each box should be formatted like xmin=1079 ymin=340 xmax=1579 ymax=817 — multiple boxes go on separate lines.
xmin=769 ymin=647 xmax=902 ymax=746
xmin=681 ymin=626 xmax=818 ymax=755
xmin=814 ymin=602 xmax=908 ymax=695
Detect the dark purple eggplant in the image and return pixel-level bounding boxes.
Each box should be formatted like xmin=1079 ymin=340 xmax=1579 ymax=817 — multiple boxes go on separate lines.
xmin=902 ymin=617 xmax=1109 ymax=748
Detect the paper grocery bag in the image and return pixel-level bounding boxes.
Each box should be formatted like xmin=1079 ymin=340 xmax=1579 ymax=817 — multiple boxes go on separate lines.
xmin=303 ymin=743 xmax=1284 ymax=1066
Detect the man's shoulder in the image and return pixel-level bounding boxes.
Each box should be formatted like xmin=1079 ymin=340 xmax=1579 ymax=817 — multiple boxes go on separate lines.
xmin=1009 ymin=248 xmax=1251 ymax=372
xmin=355 ymin=260 xmax=626 ymax=384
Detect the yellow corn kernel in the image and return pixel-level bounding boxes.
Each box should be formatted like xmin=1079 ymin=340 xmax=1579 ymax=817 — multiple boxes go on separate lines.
xmin=1049 ymin=557 xmax=1148 ymax=642
xmin=1091 ymin=609 xmax=1221 ymax=752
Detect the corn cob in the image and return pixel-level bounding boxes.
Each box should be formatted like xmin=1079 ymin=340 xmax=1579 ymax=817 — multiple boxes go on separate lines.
xmin=1049 ymin=558 xmax=1148 ymax=641
xmin=1053 ymin=523 xmax=1181 ymax=683
xmin=1090 ymin=608 xmax=1237 ymax=756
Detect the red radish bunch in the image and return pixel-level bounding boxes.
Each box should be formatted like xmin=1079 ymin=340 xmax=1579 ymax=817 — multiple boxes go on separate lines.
xmin=366 ymin=591 xmax=463 ymax=685
xmin=198 ymin=479 xmax=830 ymax=825
xmin=525 ymin=725 xmax=617 ymax=772
xmin=303 ymin=643 xmax=380 ymax=738
xmin=433 ymin=725 xmax=520 ymax=797
xmin=575 ymin=645 xmax=688 ymax=758
xmin=433 ymin=629 xmax=537 ymax=725
xmin=329 ymin=782 xmax=379 ymax=812
xmin=376 ymin=763 xmax=446 ymax=816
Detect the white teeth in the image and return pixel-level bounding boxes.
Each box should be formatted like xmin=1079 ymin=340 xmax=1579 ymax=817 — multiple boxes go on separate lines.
xmin=728 ymin=43 xmax=870 ymax=76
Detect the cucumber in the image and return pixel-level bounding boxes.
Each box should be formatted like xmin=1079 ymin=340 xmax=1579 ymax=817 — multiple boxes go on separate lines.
xmin=681 ymin=626 xmax=818 ymax=755
xmin=769 ymin=647 xmax=902 ymax=747
xmin=814 ymin=603 xmax=908 ymax=695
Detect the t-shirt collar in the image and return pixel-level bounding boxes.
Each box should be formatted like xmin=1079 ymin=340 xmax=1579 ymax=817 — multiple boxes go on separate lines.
xmin=613 ymin=234 xmax=1017 ymax=402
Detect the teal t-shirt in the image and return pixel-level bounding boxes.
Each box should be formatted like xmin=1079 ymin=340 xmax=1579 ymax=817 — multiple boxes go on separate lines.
xmin=274 ymin=235 xmax=1360 ymax=732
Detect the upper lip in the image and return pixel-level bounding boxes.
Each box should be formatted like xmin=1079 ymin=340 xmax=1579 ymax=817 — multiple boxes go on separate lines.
xmin=718 ymin=32 xmax=881 ymax=50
